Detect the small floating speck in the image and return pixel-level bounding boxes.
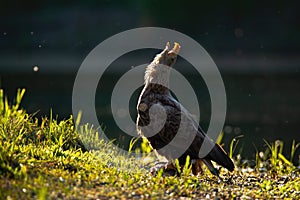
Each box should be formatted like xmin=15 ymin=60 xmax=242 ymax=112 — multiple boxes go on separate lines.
xmin=33 ymin=66 xmax=39 ymax=72
xmin=234 ymin=28 xmax=244 ymax=38
xmin=30 ymin=32 xmax=34 ymax=35
xmin=59 ymin=176 xmax=64 ymax=182
xmin=22 ymin=188 xmax=27 ymax=193
xmin=3 ymin=32 xmax=7 ymax=35
xmin=117 ymin=108 xmax=127 ymax=118
xmin=234 ymin=127 xmax=241 ymax=134
xmin=224 ymin=125 xmax=232 ymax=133
xmin=38 ymin=44 xmax=42 ymax=48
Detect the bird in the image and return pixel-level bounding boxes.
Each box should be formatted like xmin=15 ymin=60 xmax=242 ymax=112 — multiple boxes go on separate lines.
xmin=136 ymin=42 xmax=234 ymax=177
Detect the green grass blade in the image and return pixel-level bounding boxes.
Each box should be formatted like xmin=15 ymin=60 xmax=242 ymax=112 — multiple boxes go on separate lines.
xmin=216 ymin=131 xmax=224 ymax=145
xmin=278 ymin=153 xmax=293 ymax=166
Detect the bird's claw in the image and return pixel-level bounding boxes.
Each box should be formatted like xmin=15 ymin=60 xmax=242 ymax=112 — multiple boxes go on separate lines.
xmin=150 ymin=161 xmax=177 ymax=176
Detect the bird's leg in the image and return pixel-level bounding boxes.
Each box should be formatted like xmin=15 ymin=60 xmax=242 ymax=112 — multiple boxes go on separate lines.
xmin=191 ymin=159 xmax=204 ymax=175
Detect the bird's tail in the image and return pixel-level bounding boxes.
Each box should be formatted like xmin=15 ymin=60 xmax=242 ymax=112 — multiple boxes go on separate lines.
xmin=207 ymin=144 xmax=234 ymax=172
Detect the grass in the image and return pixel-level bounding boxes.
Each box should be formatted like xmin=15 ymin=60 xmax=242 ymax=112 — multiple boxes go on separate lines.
xmin=0 ymin=89 xmax=299 ymax=199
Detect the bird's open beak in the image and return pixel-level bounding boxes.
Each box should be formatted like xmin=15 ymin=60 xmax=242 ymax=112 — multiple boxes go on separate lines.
xmin=173 ymin=42 xmax=181 ymax=54
xmin=168 ymin=42 xmax=180 ymax=55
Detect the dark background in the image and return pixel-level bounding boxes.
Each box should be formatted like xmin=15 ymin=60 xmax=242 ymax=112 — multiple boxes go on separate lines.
xmin=1 ymin=1 xmax=299 ymax=162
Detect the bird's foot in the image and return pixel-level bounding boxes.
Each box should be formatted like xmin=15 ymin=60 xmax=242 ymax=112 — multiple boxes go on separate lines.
xmin=150 ymin=161 xmax=177 ymax=176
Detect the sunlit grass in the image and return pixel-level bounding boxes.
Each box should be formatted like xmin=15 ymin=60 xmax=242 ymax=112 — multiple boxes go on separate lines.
xmin=0 ymin=89 xmax=299 ymax=199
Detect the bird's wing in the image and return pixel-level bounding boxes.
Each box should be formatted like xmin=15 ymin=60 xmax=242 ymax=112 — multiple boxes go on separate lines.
xmin=158 ymin=95 xmax=234 ymax=171
xmin=149 ymin=95 xmax=202 ymax=156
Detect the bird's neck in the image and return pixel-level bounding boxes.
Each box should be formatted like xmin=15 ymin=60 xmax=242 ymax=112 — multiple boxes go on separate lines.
xmin=144 ymin=65 xmax=171 ymax=95
xmin=144 ymin=65 xmax=171 ymax=89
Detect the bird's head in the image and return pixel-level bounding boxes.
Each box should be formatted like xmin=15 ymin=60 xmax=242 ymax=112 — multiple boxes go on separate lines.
xmin=155 ymin=42 xmax=180 ymax=67
xmin=144 ymin=42 xmax=180 ymax=84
